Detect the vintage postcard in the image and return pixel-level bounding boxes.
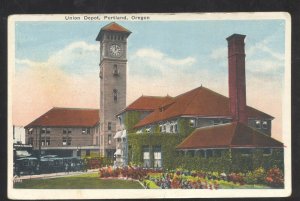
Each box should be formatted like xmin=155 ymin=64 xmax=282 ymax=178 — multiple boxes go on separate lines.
xmin=7 ymin=13 xmax=291 ymax=199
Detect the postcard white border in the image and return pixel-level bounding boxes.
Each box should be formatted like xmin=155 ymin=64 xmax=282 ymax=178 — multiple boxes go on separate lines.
xmin=7 ymin=12 xmax=292 ymax=199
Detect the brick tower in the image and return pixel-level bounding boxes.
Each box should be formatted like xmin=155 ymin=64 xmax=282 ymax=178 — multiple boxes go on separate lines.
xmin=226 ymin=34 xmax=247 ymax=124
xmin=96 ymin=22 xmax=131 ymax=158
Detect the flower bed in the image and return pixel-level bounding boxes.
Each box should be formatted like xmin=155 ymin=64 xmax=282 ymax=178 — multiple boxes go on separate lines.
xmin=99 ymin=166 xmax=162 ymax=181
xmin=98 ymin=166 xmax=283 ymax=189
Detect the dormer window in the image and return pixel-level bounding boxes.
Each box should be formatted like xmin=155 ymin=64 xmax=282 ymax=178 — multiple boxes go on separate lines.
xmin=145 ymin=127 xmax=151 ymax=133
xmin=189 ymin=119 xmax=196 ymax=127
xmin=113 ymin=64 xmax=119 ymax=76
xmin=255 ymin=120 xmax=261 ymax=129
xmin=213 ymin=119 xmax=221 ymax=125
xmin=262 ymin=121 xmax=268 ymax=129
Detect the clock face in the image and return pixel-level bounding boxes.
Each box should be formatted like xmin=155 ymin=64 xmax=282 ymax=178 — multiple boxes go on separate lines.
xmin=109 ymin=44 xmax=122 ymax=57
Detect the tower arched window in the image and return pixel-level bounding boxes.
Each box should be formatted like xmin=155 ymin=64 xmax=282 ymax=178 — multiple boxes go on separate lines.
xmin=113 ymin=64 xmax=119 ymax=76
xmin=113 ymin=89 xmax=118 ymax=102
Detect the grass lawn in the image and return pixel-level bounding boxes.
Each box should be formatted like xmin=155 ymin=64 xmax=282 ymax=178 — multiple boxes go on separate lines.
xmin=218 ymin=180 xmax=272 ymax=189
xmin=14 ymin=173 xmax=144 ymax=189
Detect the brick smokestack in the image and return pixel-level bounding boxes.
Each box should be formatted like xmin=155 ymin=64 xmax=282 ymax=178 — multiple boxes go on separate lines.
xmin=226 ymin=34 xmax=247 ymax=124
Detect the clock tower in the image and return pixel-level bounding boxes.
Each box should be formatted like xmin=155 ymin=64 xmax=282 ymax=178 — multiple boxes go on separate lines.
xmin=96 ymin=22 xmax=131 ymax=158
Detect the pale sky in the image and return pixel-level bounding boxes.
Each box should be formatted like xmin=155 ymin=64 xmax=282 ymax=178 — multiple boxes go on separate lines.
xmin=12 ymin=18 xmax=286 ymax=141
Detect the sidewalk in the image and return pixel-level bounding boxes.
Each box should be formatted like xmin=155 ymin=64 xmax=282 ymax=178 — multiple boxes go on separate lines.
xmin=18 ymin=169 xmax=99 ymax=180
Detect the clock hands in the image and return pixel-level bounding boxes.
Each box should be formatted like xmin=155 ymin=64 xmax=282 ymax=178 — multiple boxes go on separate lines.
xmin=110 ymin=44 xmax=121 ymax=56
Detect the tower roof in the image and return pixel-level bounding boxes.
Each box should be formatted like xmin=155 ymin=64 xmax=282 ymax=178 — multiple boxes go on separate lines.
xmin=101 ymin=22 xmax=131 ymax=33
xmin=96 ymin=22 xmax=131 ymax=41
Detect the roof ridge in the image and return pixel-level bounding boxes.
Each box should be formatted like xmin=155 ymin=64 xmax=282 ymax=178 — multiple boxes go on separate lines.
xmin=174 ymin=86 xmax=202 ymax=98
xmin=52 ymin=107 xmax=99 ymax=110
xmin=141 ymin=95 xmax=172 ymax=99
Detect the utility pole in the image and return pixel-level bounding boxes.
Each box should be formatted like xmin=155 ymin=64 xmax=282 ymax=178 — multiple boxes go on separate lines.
xmin=38 ymin=127 xmax=41 ymax=174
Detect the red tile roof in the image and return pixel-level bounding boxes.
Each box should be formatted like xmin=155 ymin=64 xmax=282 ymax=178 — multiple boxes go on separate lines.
xmin=122 ymin=95 xmax=174 ymax=113
xmin=176 ymin=122 xmax=283 ymax=149
xmin=96 ymin=22 xmax=131 ymax=41
xmin=134 ymin=86 xmax=273 ymax=128
xmin=25 ymin=108 xmax=99 ymax=128
xmin=101 ymin=22 xmax=131 ymax=33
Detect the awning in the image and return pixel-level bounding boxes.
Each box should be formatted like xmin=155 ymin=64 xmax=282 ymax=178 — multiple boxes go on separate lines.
xmin=114 ymin=149 xmax=122 ymax=155
xmin=114 ymin=131 xmax=122 ymax=139
xmin=121 ymin=130 xmax=127 ymax=138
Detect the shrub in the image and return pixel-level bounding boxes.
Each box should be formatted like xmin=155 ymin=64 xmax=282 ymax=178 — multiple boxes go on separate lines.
xmin=265 ymin=167 xmax=284 ymax=188
xmin=253 ymin=167 xmax=266 ymax=184
xmin=227 ymin=173 xmax=244 ymax=185
xmin=244 ymin=171 xmax=257 ymax=184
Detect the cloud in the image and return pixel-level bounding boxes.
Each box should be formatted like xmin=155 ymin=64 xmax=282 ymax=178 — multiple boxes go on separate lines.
xmin=209 ymin=47 xmax=227 ymax=61
xmin=129 ymin=48 xmax=197 ymax=78
xmin=13 ymin=41 xmax=100 ymax=126
xmin=246 ymin=59 xmax=284 ymax=74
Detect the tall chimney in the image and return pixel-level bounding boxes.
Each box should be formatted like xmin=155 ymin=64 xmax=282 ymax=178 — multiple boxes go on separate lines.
xmin=226 ymin=34 xmax=247 ymax=124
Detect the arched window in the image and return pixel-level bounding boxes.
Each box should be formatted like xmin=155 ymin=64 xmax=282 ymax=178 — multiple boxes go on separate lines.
xmin=113 ymin=64 xmax=119 ymax=76
xmin=113 ymin=89 xmax=118 ymax=102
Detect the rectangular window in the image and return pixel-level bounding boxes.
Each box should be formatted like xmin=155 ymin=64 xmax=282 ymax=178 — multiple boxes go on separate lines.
xmin=46 ymin=137 xmax=50 ymax=146
xmin=143 ymin=146 xmax=151 ymax=168
xmin=82 ymin=128 xmax=90 ymax=134
xmin=63 ymin=128 xmax=72 ymax=134
xmin=240 ymin=148 xmax=252 ymax=156
xmin=205 ymin=150 xmax=213 ymax=158
xmin=41 ymin=128 xmax=46 ymax=134
xmin=62 ymin=137 xmax=67 ymax=146
xmin=108 ymin=122 xmax=112 ymax=130
xmin=159 ymin=125 xmax=162 ymax=132
xmin=153 ymin=146 xmax=162 ymax=168
xmin=28 ymin=137 xmax=33 ymax=145
xmin=196 ymin=150 xmax=205 ymax=157
xmin=41 ymin=137 xmax=45 ymax=146
xmin=174 ymin=123 xmax=178 ymax=133
xmin=213 ymin=149 xmax=222 ymax=157
xmin=46 ymin=128 xmax=51 ymax=134
xmin=108 ymin=134 xmax=112 ymax=145
xmin=263 ymin=148 xmax=272 ymax=155
xmin=67 ymin=137 xmax=71 ymax=145
xmin=170 ymin=125 xmax=173 ymax=133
